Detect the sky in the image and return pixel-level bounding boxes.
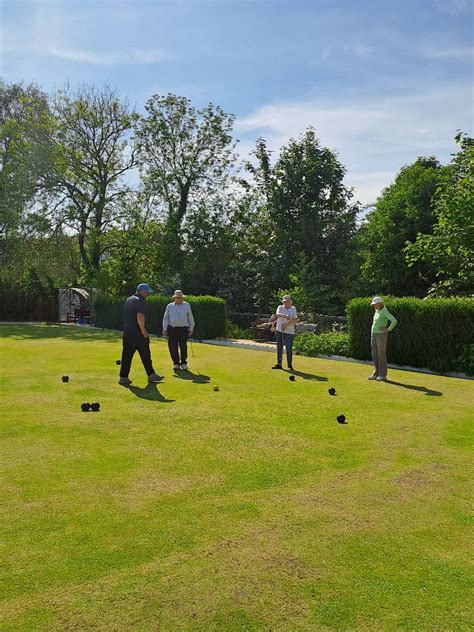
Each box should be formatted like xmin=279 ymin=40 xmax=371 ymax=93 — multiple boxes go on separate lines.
xmin=1 ymin=0 xmax=473 ymax=204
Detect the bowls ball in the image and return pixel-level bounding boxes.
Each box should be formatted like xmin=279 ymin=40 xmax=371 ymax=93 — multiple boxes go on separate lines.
xmin=62 ymin=375 xmax=69 ymax=383
xmin=337 ymin=414 xmax=347 ymax=424
xmin=328 ymin=387 xmax=336 ymax=396
xmin=81 ymin=402 xmax=91 ymax=412
xmin=90 ymin=402 xmax=100 ymax=412
xmin=289 ymin=375 xmax=296 ymax=381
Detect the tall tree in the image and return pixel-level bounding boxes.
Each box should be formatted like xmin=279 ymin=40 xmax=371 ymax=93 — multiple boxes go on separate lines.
xmin=0 ymin=81 xmax=54 ymax=269
xmin=357 ymin=157 xmax=443 ymax=296
xmin=405 ymin=133 xmax=474 ymax=295
xmin=47 ymin=85 xmax=137 ymax=283
xmin=244 ymin=130 xmax=357 ymax=312
xmin=136 ymin=94 xmax=236 ymax=272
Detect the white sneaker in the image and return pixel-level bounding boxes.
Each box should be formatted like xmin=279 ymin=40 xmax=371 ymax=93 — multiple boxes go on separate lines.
xmin=368 ymin=374 xmax=378 ymax=380
xmin=173 ymin=364 xmax=180 ymax=370
xmin=376 ymin=376 xmax=387 ymax=381
xmin=180 ymin=363 xmax=188 ymax=371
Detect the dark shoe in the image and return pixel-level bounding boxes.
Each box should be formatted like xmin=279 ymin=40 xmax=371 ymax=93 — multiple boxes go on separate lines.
xmin=148 ymin=373 xmax=164 ymax=383
xmin=288 ymin=365 xmax=294 ymax=371
xmin=272 ymin=364 xmax=283 ymax=370
xmin=119 ymin=377 xmax=132 ymax=386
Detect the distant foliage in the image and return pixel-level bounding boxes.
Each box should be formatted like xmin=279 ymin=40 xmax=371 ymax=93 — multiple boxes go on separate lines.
xmin=293 ymin=332 xmax=350 ymax=357
xmin=347 ymin=296 xmax=474 ymax=374
xmin=94 ymin=294 xmax=226 ymax=339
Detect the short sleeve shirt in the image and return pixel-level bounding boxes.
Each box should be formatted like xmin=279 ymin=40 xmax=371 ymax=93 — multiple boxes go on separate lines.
xmin=123 ymin=294 xmax=147 ymax=335
xmin=276 ymin=305 xmax=298 ymax=334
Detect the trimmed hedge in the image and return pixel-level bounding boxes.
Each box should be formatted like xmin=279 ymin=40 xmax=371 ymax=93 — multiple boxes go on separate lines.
xmin=347 ymin=296 xmax=474 ymax=374
xmin=94 ymin=294 xmax=226 ymax=340
xmin=294 ymin=332 xmax=350 ymax=358
xmin=0 ymin=283 xmax=57 ymax=321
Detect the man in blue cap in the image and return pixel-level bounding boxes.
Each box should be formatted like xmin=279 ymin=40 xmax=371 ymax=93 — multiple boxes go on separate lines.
xmin=118 ymin=283 xmax=164 ymax=385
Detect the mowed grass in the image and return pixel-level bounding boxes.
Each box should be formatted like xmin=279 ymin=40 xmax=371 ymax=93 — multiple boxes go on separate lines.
xmin=1 ymin=324 xmax=473 ymax=631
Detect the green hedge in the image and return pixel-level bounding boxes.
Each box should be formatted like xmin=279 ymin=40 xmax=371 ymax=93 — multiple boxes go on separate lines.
xmin=294 ymin=332 xmax=350 ymax=358
xmin=346 ymin=296 xmax=474 ymax=374
xmin=0 ymin=281 xmax=57 ymax=321
xmin=95 ymin=294 xmax=226 ymax=340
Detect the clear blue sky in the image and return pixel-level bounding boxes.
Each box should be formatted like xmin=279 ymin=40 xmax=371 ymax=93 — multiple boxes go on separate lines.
xmin=1 ymin=0 xmax=473 ymax=203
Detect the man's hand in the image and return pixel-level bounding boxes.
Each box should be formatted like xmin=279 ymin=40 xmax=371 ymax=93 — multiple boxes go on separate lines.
xmin=188 ymin=329 xmax=193 ymax=337
xmin=163 ymin=330 xmax=168 ymax=337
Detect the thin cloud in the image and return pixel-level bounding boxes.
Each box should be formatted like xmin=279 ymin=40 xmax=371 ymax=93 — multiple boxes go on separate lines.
xmin=422 ymin=46 xmax=474 ymax=60
xmin=45 ymin=47 xmax=173 ymax=66
xmin=236 ymin=83 xmax=473 ymax=204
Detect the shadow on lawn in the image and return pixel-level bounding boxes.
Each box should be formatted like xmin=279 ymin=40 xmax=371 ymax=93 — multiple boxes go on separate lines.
xmin=126 ymin=383 xmax=174 ymax=403
xmin=386 ymin=380 xmax=443 ymax=397
xmin=173 ymin=369 xmax=210 ymax=384
xmin=282 ymin=368 xmax=328 ymax=382
xmin=0 ymin=324 xmax=120 ymax=343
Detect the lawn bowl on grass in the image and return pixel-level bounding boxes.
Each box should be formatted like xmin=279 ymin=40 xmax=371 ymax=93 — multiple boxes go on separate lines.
xmin=1 ymin=323 xmax=473 ymax=631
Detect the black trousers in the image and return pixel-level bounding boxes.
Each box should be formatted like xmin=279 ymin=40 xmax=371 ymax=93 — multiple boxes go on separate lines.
xmin=120 ymin=332 xmax=155 ymax=377
xmin=167 ymin=326 xmax=189 ymax=365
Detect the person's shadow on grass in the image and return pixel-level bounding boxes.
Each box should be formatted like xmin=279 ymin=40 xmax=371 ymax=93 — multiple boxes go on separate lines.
xmin=173 ymin=369 xmax=210 ymax=384
xmin=385 ymin=380 xmax=443 ymax=397
xmin=282 ymin=368 xmax=328 ymax=382
xmin=127 ymin=383 xmax=175 ymax=403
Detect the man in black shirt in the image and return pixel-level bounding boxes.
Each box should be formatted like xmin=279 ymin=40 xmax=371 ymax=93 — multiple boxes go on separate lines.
xmin=119 ymin=283 xmax=164 ymax=385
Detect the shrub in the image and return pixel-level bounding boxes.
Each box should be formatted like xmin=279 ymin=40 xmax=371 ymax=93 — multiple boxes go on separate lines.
xmin=225 ymin=320 xmax=253 ymax=340
xmin=346 ymin=296 xmax=474 ymax=374
xmin=0 ymin=277 xmax=58 ymax=321
xmin=94 ymin=294 xmax=226 ymax=340
xmin=294 ymin=332 xmax=350 ymax=357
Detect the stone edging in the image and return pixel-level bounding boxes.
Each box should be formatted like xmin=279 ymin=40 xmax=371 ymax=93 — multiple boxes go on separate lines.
xmin=201 ymin=338 xmax=471 ymax=380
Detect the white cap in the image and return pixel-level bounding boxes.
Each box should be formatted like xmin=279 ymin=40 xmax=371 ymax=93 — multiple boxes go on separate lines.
xmin=371 ymin=296 xmax=383 ymax=305
xmin=282 ymin=295 xmax=292 ymax=302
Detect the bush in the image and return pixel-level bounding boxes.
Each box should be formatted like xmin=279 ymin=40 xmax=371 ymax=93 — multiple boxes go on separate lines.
xmin=294 ymin=332 xmax=350 ymax=357
xmin=95 ymin=294 xmax=226 ymax=340
xmin=0 ymin=277 xmax=58 ymax=321
xmin=346 ymin=296 xmax=474 ymax=374
xmin=225 ymin=320 xmax=253 ymax=340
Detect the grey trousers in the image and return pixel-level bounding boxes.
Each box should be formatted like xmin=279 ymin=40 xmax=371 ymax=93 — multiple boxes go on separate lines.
xmin=371 ymin=331 xmax=388 ymax=378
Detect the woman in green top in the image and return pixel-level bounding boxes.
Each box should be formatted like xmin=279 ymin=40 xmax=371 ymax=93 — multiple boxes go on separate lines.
xmin=369 ymin=296 xmax=397 ymax=381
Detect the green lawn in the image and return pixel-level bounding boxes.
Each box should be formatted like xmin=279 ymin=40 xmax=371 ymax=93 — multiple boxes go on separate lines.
xmin=1 ymin=324 xmax=473 ymax=631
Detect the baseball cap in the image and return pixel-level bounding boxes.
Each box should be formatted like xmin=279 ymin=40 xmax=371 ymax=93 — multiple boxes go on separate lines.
xmin=371 ymin=296 xmax=383 ymax=305
xmin=282 ymin=295 xmax=292 ymax=302
xmin=136 ymin=283 xmax=154 ymax=294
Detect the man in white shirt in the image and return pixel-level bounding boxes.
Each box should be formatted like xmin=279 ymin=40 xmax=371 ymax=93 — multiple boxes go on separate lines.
xmin=162 ymin=290 xmax=195 ymax=370
xmin=271 ymin=295 xmax=298 ymax=371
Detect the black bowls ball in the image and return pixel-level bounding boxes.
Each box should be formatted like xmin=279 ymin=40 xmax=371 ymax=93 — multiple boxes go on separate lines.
xmin=81 ymin=402 xmax=91 ymax=412
xmin=213 ymin=386 xmax=219 ymax=392
xmin=289 ymin=375 xmax=296 ymax=381
xmin=328 ymin=387 xmax=336 ymax=396
xmin=337 ymin=414 xmax=347 ymax=424
xmin=62 ymin=375 xmax=69 ymax=383
xmin=90 ymin=402 xmax=100 ymax=412
xmin=116 ymin=360 xmax=121 ymax=365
